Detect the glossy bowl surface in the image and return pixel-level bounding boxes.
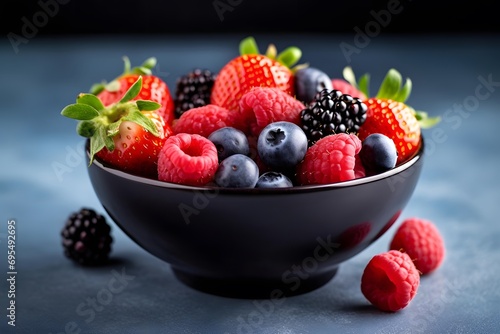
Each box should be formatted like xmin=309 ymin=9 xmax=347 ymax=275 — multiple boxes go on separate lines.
xmin=86 ymin=140 xmax=425 ymax=298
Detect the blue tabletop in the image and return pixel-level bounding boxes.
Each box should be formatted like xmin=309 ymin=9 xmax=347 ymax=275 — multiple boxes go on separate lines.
xmin=1 ymin=33 xmax=500 ymax=334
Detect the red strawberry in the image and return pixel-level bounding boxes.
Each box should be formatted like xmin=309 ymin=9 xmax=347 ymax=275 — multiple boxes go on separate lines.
xmin=95 ymin=110 xmax=172 ymax=178
xmin=360 ymin=99 xmax=421 ymax=165
xmin=342 ymin=67 xmax=440 ymax=165
xmin=91 ymin=57 xmax=175 ymax=126
xmin=61 ymin=76 xmax=173 ymax=178
xmin=210 ymin=36 xmax=302 ymax=114
xmin=331 ymin=79 xmax=367 ymax=100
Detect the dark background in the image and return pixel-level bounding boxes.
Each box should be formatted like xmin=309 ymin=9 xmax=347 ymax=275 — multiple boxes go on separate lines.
xmin=1 ymin=0 xmax=499 ymax=36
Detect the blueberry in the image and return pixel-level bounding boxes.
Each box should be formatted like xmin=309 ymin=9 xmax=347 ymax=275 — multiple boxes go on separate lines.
xmin=360 ymin=133 xmax=398 ymax=174
xmin=257 ymin=121 xmax=308 ymax=171
xmin=256 ymin=172 xmax=293 ymax=188
xmin=294 ymin=67 xmax=333 ymax=104
xmin=214 ymin=154 xmax=259 ymax=188
xmin=208 ymin=127 xmax=250 ymax=161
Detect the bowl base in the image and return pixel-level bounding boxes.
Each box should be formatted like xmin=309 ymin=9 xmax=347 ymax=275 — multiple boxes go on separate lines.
xmin=172 ymin=266 xmax=339 ymax=299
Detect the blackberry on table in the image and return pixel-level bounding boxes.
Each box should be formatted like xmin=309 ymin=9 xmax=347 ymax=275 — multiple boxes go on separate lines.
xmin=174 ymin=68 xmax=217 ymax=117
xmin=61 ymin=207 xmax=113 ymax=265
xmin=300 ymin=88 xmax=368 ymax=146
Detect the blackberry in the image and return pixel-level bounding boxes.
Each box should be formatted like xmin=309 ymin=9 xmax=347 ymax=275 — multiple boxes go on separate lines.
xmin=174 ymin=69 xmax=217 ymax=117
xmin=61 ymin=208 xmax=113 ymax=265
xmin=300 ymin=89 xmax=368 ymax=146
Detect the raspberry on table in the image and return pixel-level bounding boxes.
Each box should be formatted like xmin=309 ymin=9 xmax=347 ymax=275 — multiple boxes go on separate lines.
xmin=361 ymin=250 xmax=420 ymax=312
xmin=61 ymin=208 xmax=113 ymax=266
xmin=157 ymin=133 xmax=219 ymax=186
xmin=238 ymin=86 xmax=306 ymax=136
xmin=296 ymin=133 xmax=362 ymax=185
xmin=172 ymin=104 xmax=238 ymax=138
xmin=390 ymin=217 xmax=445 ymax=275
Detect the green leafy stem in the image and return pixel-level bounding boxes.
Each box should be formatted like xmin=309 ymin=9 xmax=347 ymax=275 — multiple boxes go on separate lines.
xmin=89 ymin=56 xmax=157 ymax=95
xmin=239 ymin=36 xmax=304 ymax=71
xmin=343 ymin=66 xmax=441 ymax=128
xmin=61 ymin=76 xmax=161 ymax=165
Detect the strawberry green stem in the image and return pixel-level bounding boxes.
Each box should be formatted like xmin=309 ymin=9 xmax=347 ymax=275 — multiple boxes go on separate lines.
xmin=61 ymin=76 xmax=161 ymax=165
xmin=89 ymin=56 xmax=158 ymax=95
xmin=276 ymin=47 xmax=302 ymax=68
xmin=239 ymin=36 xmax=303 ymax=70
xmin=342 ymin=66 xmax=440 ymax=128
xmin=240 ymin=36 xmax=260 ymax=55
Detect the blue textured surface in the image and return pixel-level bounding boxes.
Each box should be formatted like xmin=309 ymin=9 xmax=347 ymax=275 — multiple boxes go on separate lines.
xmin=1 ymin=33 xmax=500 ymax=333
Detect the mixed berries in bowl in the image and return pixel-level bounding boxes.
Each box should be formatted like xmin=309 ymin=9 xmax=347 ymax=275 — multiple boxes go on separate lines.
xmin=61 ymin=37 xmax=438 ymax=298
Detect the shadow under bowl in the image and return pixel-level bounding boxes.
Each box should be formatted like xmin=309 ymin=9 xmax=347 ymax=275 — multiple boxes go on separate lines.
xmin=86 ymin=140 xmax=425 ymax=299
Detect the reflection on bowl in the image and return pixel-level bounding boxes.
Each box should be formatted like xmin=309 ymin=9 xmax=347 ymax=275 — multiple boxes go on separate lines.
xmin=86 ymin=139 xmax=425 ymax=298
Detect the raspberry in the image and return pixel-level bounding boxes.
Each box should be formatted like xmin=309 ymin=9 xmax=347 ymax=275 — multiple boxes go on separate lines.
xmin=61 ymin=208 xmax=113 ymax=266
xmin=172 ymin=104 xmax=237 ymax=138
xmin=390 ymin=217 xmax=445 ymax=275
xmin=331 ymin=79 xmax=367 ymax=100
xmin=157 ymin=133 xmax=219 ymax=186
xmin=296 ymin=133 xmax=362 ymax=185
xmin=361 ymin=250 xmax=420 ymax=312
xmin=239 ymin=87 xmax=306 ymax=136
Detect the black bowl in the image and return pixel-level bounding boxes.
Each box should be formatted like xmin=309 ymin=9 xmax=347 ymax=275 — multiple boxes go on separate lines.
xmin=86 ymin=140 xmax=425 ymax=298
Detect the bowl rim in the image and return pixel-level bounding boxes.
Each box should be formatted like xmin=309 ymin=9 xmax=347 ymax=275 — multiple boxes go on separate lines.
xmin=86 ymin=137 xmax=424 ymax=194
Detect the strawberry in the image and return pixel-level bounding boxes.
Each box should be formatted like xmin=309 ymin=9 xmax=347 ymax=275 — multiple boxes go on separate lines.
xmin=210 ymin=36 xmax=303 ymax=114
xmin=361 ymin=98 xmax=421 ymax=165
xmin=61 ymin=76 xmax=173 ymax=178
xmin=343 ymin=66 xmax=440 ymax=165
xmin=331 ymin=79 xmax=367 ymax=100
xmin=90 ymin=57 xmax=175 ymax=126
